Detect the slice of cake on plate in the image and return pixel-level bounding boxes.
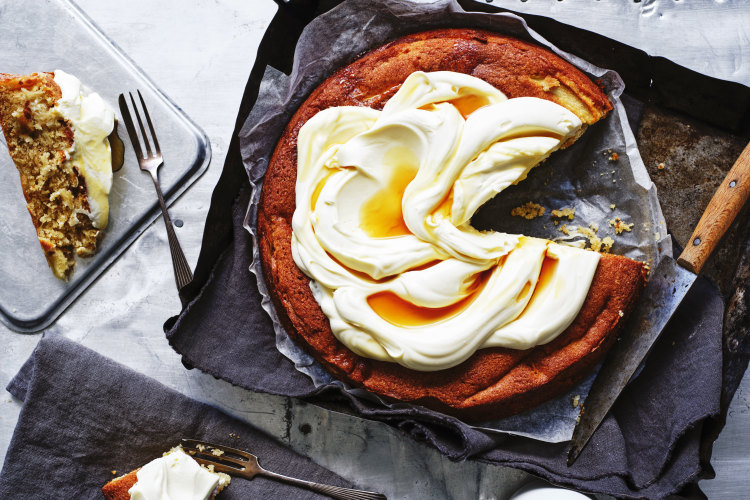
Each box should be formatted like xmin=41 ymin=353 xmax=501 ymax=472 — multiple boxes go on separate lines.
xmin=0 ymin=70 xmax=114 ymax=279
xmin=102 ymin=447 xmax=230 ymax=500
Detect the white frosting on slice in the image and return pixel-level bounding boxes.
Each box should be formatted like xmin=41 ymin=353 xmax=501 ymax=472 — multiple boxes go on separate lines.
xmin=290 ymin=71 xmax=600 ymax=371
xmin=128 ymin=448 xmax=226 ymax=500
xmin=53 ymin=70 xmax=114 ymax=229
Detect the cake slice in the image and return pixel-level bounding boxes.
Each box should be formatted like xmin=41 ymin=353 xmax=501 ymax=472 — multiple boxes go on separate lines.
xmin=0 ymin=71 xmax=114 ymax=280
xmin=102 ymin=447 xmax=230 ymax=500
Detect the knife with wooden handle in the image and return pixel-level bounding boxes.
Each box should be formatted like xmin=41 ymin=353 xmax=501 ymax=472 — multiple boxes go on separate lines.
xmin=567 ymin=140 xmax=750 ymax=466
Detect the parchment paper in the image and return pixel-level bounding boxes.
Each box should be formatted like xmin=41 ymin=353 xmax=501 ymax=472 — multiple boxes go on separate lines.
xmin=239 ymin=0 xmax=670 ymax=443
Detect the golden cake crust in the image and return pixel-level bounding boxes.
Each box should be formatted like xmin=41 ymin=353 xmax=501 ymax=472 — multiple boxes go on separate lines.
xmin=258 ymin=29 xmax=645 ymax=421
xmin=101 ymin=469 xmax=139 ymax=500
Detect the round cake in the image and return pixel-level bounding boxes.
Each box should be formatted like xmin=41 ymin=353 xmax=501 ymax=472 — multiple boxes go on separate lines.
xmin=258 ymin=29 xmax=647 ymax=422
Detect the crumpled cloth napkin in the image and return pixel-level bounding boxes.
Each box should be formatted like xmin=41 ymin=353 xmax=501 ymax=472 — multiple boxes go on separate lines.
xmin=167 ymin=179 xmax=724 ymax=499
xmin=0 ymin=335 xmax=352 ymax=499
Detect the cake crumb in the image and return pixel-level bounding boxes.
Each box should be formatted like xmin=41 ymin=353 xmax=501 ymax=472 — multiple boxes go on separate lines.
xmin=610 ymin=204 xmax=616 ymax=210
xmin=657 ymin=162 xmax=665 ymax=170
xmin=511 ymin=201 xmax=545 ymax=219
xmin=572 ymin=395 xmax=581 ymax=408
xmin=609 ymin=217 xmax=634 ymax=234
xmin=551 ymin=207 xmax=575 ymax=220
xmin=196 ymin=444 xmax=206 ymax=452
xmin=609 ymin=152 xmax=619 ymax=161
xmin=111 ymin=470 xmax=117 ymax=475
xmin=618 ymin=310 xmax=624 ymax=318
xmin=558 ymin=224 xmax=572 ymax=236
xmin=577 ymin=226 xmax=601 ymax=251
xmin=211 ymin=448 xmax=225 ymax=457
xmin=576 ymin=226 xmax=613 ymax=253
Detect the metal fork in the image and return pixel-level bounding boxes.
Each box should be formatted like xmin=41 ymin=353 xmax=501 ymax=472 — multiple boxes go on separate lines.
xmin=118 ymin=91 xmax=193 ymax=290
xmin=181 ymin=439 xmax=387 ymax=500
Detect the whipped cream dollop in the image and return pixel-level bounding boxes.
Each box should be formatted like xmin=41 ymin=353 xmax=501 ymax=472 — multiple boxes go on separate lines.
xmin=53 ymin=69 xmax=114 ymax=229
xmin=128 ymin=448 xmax=228 ymax=500
xmin=291 ymin=71 xmax=600 ymax=371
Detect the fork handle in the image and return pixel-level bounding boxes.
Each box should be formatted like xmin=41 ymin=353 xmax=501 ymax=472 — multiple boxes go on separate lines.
xmin=149 ymin=170 xmax=194 ymax=290
xmin=259 ymin=469 xmax=386 ymax=500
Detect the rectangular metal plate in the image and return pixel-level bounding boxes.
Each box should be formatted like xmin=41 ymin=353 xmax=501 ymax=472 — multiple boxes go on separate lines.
xmin=0 ymin=0 xmax=210 ymax=332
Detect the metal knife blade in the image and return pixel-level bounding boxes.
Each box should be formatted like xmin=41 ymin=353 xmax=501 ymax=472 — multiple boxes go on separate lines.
xmin=566 ymin=256 xmax=696 ymax=465
xmin=567 ymin=139 xmax=750 ymax=465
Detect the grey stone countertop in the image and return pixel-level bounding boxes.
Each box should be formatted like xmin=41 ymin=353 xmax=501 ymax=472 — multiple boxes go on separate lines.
xmin=1 ymin=1 xmax=748 ymax=498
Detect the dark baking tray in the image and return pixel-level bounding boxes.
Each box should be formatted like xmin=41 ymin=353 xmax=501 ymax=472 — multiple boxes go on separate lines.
xmin=181 ymin=0 xmax=750 ymax=487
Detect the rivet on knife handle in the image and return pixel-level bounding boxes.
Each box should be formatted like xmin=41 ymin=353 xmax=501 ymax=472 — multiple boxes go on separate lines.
xmin=677 ymin=141 xmax=750 ymax=274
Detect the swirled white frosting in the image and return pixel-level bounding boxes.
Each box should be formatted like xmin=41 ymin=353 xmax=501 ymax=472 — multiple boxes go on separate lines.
xmin=291 ymin=71 xmax=600 ymax=372
xmin=53 ymin=70 xmax=114 ymax=229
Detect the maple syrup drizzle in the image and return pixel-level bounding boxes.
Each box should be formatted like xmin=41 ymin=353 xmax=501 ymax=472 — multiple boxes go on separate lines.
xmin=500 ymin=130 xmax=563 ymax=142
xmin=367 ymin=269 xmax=492 ymax=327
xmin=516 ymin=281 xmax=532 ymax=302
xmin=449 ymin=94 xmax=491 ymax=119
xmin=534 ymin=255 xmax=559 ymax=297
xmin=434 ymin=191 xmax=454 ymax=219
xmin=109 ymin=119 xmax=125 ymax=172
xmin=311 ymin=171 xmax=336 ymax=210
xmin=513 ymin=254 xmax=560 ymax=319
xmin=323 ymin=250 xmax=391 ymax=284
xmin=359 ymin=147 xmax=418 ymax=238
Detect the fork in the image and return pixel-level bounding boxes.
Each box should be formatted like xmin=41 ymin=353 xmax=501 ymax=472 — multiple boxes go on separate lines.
xmin=181 ymin=439 xmax=387 ymax=500
xmin=118 ymin=90 xmax=193 ymax=290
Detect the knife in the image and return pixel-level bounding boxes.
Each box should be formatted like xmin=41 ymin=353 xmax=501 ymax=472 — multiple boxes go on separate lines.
xmin=567 ymin=140 xmax=750 ymax=466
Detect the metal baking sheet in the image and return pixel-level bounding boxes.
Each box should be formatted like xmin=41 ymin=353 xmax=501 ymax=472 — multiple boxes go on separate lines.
xmin=0 ymin=0 xmax=210 ymax=332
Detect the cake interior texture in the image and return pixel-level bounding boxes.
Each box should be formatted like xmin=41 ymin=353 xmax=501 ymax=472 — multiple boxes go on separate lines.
xmin=0 ymin=72 xmax=101 ymax=279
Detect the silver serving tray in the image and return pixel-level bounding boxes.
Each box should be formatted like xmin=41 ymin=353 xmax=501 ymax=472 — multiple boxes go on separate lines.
xmin=0 ymin=0 xmax=210 ymax=332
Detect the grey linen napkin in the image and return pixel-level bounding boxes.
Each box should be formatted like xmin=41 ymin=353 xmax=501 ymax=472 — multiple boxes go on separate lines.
xmin=0 ymin=335 xmax=352 ymax=499
xmin=167 ymin=180 xmax=725 ymax=499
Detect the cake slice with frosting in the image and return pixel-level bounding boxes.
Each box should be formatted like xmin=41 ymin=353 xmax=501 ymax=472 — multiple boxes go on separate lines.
xmin=0 ymin=70 xmax=114 ymax=279
xmin=102 ymin=447 xmax=230 ymax=500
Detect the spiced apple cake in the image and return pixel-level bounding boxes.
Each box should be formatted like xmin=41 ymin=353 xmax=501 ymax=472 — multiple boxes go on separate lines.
xmin=102 ymin=447 xmax=230 ymax=500
xmin=257 ymin=29 xmax=647 ymax=421
xmin=0 ymin=71 xmax=114 ymax=280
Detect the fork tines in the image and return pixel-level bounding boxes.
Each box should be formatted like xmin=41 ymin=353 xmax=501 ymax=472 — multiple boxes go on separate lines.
xmin=181 ymin=439 xmax=251 ymax=472
xmin=118 ymin=90 xmax=161 ymax=161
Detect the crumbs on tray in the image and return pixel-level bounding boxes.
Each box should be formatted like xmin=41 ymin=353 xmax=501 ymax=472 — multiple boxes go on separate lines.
xmin=511 ymin=201 xmax=545 ymax=219
xmin=609 ymin=217 xmax=634 ymax=234
xmin=551 ymin=206 xmax=575 ymax=220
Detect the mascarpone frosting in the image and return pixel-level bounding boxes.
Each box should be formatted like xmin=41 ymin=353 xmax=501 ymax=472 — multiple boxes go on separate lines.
xmin=291 ymin=71 xmax=600 ymax=371
xmin=128 ymin=448 xmax=227 ymax=500
xmin=53 ymin=70 xmax=114 ymax=229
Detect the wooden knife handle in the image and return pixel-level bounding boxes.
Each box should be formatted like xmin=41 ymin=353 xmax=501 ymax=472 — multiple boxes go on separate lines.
xmin=677 ymin=141 xmax=750 ymax=274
